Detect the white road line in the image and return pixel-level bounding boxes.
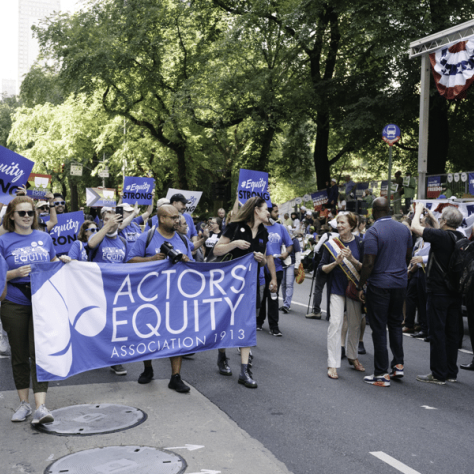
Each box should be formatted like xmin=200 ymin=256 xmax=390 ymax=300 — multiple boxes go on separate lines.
xmin=421 ymin=405 xmax=437 ymax=410
xmin=370 ymin=452 xmax=421 ymax=474
xmin=459 ymin=348 xmax=474 ymax=355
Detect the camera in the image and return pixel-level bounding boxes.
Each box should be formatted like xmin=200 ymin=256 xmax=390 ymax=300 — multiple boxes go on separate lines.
xmin=160 ymin=242 xmax=183 ymax=264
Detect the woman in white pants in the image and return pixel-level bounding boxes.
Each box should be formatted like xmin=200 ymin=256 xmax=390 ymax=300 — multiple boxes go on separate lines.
xmin=319 ymin=213 xmax=364 ymax=379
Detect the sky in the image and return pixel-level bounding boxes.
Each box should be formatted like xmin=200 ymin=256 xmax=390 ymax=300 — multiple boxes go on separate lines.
xmin=0 ymin=0 xmax=81 ymax=84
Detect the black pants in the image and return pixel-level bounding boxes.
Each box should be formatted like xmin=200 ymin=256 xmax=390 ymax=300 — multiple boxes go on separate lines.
xmin=466 ymin=292 xmax=474 ymax=354
xmin=426 ymin=292 xmax=461 ymax=381
xmin=366 ymin=286 xmax=405 ymax=376
xmin=257 ymin=271 xmax=283 ymax=330
xmin=405 ymin=270 xmax=428 ymax=333
xmin=311 ymin=270 xmax=328 ymax=315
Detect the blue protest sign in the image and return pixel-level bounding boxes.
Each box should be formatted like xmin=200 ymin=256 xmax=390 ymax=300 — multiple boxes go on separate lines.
xmin=31 ymin=254 xmax=257 ymax=381
xmin=382 ymin=124 xmax=401 ymax=146
xmin=238 ymin=169 xmax=271 ymax=205
xmin=45 ymin=211 xmax=85 ymax=254
xmin=0 ymin=145 xmax=35 ymax=204
xmin=311 ymin=190 xmax=328 ymax=209
xmin=123 ymin=177 xmax=154 ymax=205
xmin=356 ymin=182 xmax=369 ymax=198
xmin=469 ymin=173 xmax=474 ymax=196
xmin=427 ymin=176 xmax=442 ymax=198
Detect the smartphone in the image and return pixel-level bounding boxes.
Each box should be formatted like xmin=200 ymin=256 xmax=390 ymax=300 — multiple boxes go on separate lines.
xmin=115 ymin=207 xmax=124 ymax=218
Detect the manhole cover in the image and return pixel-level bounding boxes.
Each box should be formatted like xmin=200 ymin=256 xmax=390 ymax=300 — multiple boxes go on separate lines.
xmin=35 ymin=404 xmax=147 ymax=436
xmin=44 ymin=446 xmax=186 ymax=474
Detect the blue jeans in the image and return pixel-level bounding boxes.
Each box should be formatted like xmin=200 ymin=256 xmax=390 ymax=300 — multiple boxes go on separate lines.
xmin=366 ymin=285 xmax=405 ymax=376
xmin=281 ymin=265 xmax=295 ymax=309
xmin=426 ymin=292 xmax=461 ymax=381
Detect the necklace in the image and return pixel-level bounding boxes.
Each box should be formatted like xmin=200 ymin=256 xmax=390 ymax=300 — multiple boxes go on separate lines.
xmin=340 ymin=234 xmax=354 ymax=243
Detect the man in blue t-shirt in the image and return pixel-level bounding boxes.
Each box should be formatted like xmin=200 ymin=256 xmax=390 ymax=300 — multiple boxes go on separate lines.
xmin=358 ymin=197 xmax=412 ymax=387
xmin=257 ymin=205 xmax=293 ymax=336
xmin=127 ymin=204 xmax=193 ymax=393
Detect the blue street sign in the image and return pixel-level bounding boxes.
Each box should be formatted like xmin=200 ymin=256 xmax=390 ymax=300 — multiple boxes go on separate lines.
xmin=382 ymin=124 xmax=401 ymax=146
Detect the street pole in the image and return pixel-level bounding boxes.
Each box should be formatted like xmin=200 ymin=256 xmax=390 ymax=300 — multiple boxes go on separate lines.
xmin=102 ymin=152 xmax=106 ymax=188
xmin=387 ymin=146 xmax=393 ymax=211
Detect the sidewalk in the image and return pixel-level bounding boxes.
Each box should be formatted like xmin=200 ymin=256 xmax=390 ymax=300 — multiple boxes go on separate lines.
xmin=1 ymin=380 xmax=293 ymax=474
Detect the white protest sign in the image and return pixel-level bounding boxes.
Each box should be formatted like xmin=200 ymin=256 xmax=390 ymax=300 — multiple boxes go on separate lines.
xmin=166 ymin=188 xmax=203 ymax=215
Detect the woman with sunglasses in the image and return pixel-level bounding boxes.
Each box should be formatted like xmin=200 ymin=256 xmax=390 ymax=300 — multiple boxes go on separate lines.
xmin=0 ymin=196 xmax=71 ymax=425
xmin=68 ymin=221 xmax=97 ymax=261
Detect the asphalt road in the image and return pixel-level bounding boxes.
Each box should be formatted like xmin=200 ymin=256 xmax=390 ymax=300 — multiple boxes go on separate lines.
xmin=1 ymin=277 xmax=474 ymax=474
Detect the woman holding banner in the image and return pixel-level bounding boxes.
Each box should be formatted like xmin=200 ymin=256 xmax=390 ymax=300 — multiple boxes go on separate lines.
xmin=213 ymin=196 xmax=276 ymax=388
xmin=319 ymin=212 xmax=365 ymax=379
xmin=0 ymin=196 xmax=71 ymax=425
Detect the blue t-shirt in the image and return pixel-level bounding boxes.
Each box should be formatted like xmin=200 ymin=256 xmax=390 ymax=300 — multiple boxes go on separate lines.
xmin=259 ymin=266 xmax=265 ymax=286
xmin=88 ymin=235 xmax=128 ymax=264
xmin=68 ymin=240 xmax=88 ymax=261
xmin=266 ymin=223 xmax=293 ymax=272
xmin=320 ymin=238 xmax=360 ymax=296
xmin=120 ymin=220 xmax=142 ymax=245
xmin=0 ymin=230 xmax=56 ymax=305
xmin=363 ymin=216 xmax=412 ymax=289
xmin=126 ymin=230 xmax=194 ymax=261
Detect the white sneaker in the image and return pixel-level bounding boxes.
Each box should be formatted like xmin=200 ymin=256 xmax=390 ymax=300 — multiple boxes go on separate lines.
xmin=0 ymin=335 xmax=10 ymax=355
xmin=31 ymin=404 xmax=54 ymax=425
xmin=11 ymin=401 xmax=32 ymax=422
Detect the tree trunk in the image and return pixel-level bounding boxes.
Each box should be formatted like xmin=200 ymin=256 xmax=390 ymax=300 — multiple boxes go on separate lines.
xmin=70 ymin=180 xmax=79 ymax=211
xmin=175 ymin=147 xmax=188 ymax=189
xmin=427 ymin=90 xmax=449 ymax=174
xmin=313 ymin=108 xmax=331 ymax=189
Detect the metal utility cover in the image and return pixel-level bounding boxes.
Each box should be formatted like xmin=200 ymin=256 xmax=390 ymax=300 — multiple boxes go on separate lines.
xmin=35 ymin=404 xmax=147 ymax=436
xmin=45 ymin=446 xmax=187 ymax=474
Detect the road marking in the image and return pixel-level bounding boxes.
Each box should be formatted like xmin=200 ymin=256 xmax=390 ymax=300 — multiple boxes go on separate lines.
xmin=187 ymin=471 xmax=221 ymax=474
xmin=370 ymin=452 xmax=421 ymax=474
xmin=164 ymin=444 xmax=204 ymax=451
xmin=459 ymin=348 xmax=474 ymax=355
xmin=421 ymin=405 xmax=437 ymax=410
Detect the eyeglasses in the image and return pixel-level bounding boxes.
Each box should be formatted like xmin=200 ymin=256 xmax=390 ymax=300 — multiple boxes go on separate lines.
xmin=15 ymin=211 xmax=35 ymax=217
xmin=86 ymin=228 xmax=98 ymax=233
xmin=38 ymin=206 xmax=49 ymax=211
xmin=55 ymin=201 xmax=66 ymax=206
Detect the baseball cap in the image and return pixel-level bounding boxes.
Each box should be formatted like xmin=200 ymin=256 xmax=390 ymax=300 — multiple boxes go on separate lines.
xmin=100 ymin=206 xmax=114 ymax=215
xmin=331 ymin=178 xmax=337 ymax=183
xmin=116 ymin=203 xmax=134 ymax=212
xmin=35 ymin=201 xmax=49 ymax=208
xmin=170 ymin=194 xmax=189 ymax=205
xmin=156 ymin=198 xmax=170 ymax=208
xmin=300 ymin=205 xmax=306 ymax=211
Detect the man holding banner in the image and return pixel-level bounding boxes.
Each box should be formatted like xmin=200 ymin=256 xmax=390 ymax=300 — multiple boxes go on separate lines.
xmin=126 ymin=204 xmax=193 ymax=392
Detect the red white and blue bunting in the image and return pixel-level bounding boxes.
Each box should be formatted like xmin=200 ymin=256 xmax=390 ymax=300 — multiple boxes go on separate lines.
xmin=429 ymin=35 xmax=474 ymax=100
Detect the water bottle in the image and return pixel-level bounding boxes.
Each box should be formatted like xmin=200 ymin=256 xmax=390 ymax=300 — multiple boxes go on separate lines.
xmin=270 ymin=283 xmax=278 ymax=300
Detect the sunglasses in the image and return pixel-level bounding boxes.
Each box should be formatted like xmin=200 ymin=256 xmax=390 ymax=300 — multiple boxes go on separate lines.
xmin=38 ymin=206 xmax=49 ymax=211
xmin=86 ymin=228 xmax=98 ymax=233
xmin=55 ymin=201 xmax=66 ymax=206
xmin=15 ymin=211 xmax=35 ymax=217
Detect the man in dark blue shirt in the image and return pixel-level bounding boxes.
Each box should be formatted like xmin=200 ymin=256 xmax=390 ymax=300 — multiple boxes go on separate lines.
xmin=358 ymin=198 xmax=412 ymax=387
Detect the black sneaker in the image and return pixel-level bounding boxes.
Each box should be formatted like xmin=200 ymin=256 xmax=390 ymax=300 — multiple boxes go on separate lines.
xmin=110 ymin=364 xmax=127 ymax=375
xmin=269 ymin=328 xmax=283 ymax=337
xmin=282 ymin=306 xmax=289 ymax=313
xmin=168 ymin=374 xmax=191 ymax=393
xmin=138 ymin=367 xmax=154 ymax=384
xmin=256 ymin=324 xmax=263 ymax=331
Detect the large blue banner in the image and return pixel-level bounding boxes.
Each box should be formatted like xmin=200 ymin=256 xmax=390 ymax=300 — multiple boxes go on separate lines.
xmin=0 ymin=145 xmax=35 ymax=204
xmin=123 ymin=177 xmax=154 ymax=205
xmin=238 ymin=169 xmax=271 ymax=205
xmin=31 ymin=254 xmax=257 ymax=381
xmin=44 ymin=211 xmax=85 ymax=254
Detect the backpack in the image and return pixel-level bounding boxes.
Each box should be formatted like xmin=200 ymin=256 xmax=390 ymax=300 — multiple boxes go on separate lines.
xmin=145 ymin=226 xmax=188 ymax=252
xmin=431 ymin=231 xmax=474 ymax=295
xmin=88 ymin=235 xmax=128 ymax=262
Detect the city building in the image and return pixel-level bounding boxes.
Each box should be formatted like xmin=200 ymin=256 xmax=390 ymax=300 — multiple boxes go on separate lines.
xmin=18 ymin=0 xmax=60 ymax=88
xmin=1 ymin=79 xmax=17 ymax=98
